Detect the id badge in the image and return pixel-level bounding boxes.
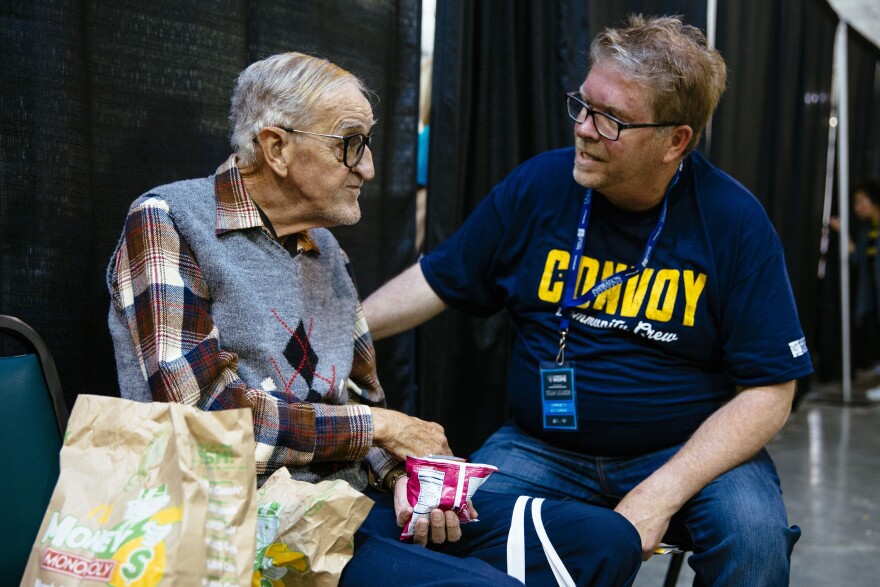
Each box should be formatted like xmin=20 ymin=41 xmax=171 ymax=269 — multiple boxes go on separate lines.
xmin=539 ymin=361 xmax=578 ymax=431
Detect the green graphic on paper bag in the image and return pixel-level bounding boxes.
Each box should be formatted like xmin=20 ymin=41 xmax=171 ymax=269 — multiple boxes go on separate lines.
xmin=39 ymin=484 xmax=182 ymax=587
xmin=198 ymin=441 xmax=234 ymax=466
xmin=125 ymin=427 xmax=171 ymax=492
xmin=107 ymin=485 xmax=182 ymax=587
xmin=252 ymin=501 xmax=309 ymax=586
xmin=303 ymin=480 xmax=342 ymax=518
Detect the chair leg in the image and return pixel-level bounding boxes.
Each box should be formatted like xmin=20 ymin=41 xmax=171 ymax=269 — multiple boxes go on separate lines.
xmin=663 ymin=551 xmax=685 ymax=587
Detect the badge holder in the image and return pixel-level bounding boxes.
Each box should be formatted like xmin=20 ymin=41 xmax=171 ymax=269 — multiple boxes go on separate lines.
xmin=540 ymin=330 xmax=578 ymax=431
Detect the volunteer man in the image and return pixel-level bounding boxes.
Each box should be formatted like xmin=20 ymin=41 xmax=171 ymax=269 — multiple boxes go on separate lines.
xmin=365 ymin=16 xmax=812 ymax=585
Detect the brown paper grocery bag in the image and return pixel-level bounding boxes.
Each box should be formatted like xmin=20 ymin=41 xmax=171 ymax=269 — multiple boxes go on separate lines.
xmin=21 ymin=395 xmax=257 ymax=587
xmin=252 ymin=467 xmax=373 ymax=587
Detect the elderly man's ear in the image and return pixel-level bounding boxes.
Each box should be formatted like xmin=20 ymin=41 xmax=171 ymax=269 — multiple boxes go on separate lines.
xmin=256 ymin=127 xmax=292 ymax=177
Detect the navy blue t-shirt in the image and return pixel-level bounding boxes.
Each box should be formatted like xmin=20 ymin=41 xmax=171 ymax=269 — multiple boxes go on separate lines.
xmin=421 ymin=148 xmax=813 ymax=457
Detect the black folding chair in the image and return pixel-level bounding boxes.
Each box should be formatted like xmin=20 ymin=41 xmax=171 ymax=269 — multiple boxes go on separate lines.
xmin=663 ymin=549 xmax=687 ymax=587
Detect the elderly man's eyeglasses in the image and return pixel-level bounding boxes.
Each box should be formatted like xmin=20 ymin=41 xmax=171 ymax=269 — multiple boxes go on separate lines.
xmin=565 ymin=93 xmax=679 ymax=141
xmin=281 ymin=127 xmax=373 ymax=169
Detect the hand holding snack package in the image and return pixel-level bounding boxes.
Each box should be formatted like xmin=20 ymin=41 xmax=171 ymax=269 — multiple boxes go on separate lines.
xmin=252 ymin=467 xmax=373 ymax=587
xmin=400 ymin=456 xmax=498 ymax=540
xmin=20 ymin=395 xmax=257 ymax=587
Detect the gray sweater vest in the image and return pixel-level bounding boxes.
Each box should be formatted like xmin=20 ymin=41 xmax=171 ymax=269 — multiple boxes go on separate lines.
xmin=108 ymin=175 xmax=365 ymax=486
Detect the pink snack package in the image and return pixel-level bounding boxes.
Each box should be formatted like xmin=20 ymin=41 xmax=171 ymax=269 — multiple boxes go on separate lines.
xmin=400 ymin=455 xmax=499 ymax=540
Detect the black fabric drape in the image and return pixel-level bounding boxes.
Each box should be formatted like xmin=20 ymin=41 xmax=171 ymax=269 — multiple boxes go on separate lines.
xmin=419 ymin=0 xmax=592 ymax=457
xmin=847 ymin=27 xmax=880 ymax=191
xmin=587 ymin=0 xmax=706 ymax=36
xmin=0 ymin=0 xmax=420 ymax=411
xmin=712 ymin=0 xmax=838 ymax=394
xmin=847 ymin=27 xmax=880 ymax=373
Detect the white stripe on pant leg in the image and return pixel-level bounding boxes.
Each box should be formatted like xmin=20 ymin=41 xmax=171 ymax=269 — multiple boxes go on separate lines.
xmin=507 ymin=495 xmax=530 ymax=583
xmin=531 ymin=498 xmax=576 ymax=587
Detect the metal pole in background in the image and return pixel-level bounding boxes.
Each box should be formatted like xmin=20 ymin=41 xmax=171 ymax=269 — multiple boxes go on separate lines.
xmin=818 ymin=64 xmax=838 ymax=282
xmin=835 ymin=20 xmax=852 ymax=403
xmin=705 ymin=0 xmax=717 ymax=153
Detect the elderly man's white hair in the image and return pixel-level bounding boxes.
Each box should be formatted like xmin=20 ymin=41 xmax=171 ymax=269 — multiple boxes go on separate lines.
xmin=229 ymin=52 xmax=368 ymax=166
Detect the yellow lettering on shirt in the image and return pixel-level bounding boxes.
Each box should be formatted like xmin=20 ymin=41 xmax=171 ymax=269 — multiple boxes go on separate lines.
xmin=620 ymin=269 xmax=654 ymax=317
xmin=538 ymin=249 xmax=569 ymax=303
xmin=537 ymin=249 xmax=707 ymax=327
xmin=682 ymin=270 xmax=707 ymax=327
xmin=645 ymin=269 xmax=679 ymax=322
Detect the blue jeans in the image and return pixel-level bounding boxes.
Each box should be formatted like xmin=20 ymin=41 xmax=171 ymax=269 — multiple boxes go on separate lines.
xmin=471 ymin=422 xmax=801 ymax=587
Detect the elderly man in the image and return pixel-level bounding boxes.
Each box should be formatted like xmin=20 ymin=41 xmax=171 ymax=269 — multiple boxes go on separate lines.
xmin=365 ymin=16 xmax=812 ymax=586
xmin=107 ymin=52 xmax=640 ymax=585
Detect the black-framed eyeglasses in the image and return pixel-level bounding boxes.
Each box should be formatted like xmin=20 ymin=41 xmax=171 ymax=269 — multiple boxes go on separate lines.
xmin=280 ymin=127 xmax=373 ymax=169
xmin=565 ymin=92 xmax=679 ymax=141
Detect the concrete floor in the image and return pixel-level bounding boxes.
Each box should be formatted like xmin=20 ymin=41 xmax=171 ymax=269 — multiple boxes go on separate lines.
xmin=633 ymin=384 xmax=880 ymax=587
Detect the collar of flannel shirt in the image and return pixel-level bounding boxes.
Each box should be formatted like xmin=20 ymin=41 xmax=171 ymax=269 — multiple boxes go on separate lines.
xmin=213 ymin=154 xmax=319 ymax=255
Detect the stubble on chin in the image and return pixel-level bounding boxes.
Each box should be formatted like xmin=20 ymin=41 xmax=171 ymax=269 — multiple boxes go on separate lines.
xmin=572 ymin=165 xmax=600 ymax=190
xmin=336 ymin=204 xmax=362 ymax=227
xmin=345 ymin=209 xmax=362 ymax=225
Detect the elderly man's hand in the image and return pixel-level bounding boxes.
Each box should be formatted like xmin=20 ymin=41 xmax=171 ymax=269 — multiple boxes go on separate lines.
xmin=371 ymin=407 xmax=451 ymax=459
xmin=393 ymin=474 xmax=477 ymax=547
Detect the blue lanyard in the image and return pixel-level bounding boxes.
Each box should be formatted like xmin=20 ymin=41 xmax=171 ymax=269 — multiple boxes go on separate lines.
xmin=555 ymin=165 xmax=682 ymax=362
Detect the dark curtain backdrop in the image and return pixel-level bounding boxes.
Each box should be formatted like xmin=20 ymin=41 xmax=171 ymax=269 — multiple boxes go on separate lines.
xmin=3 ymin=0 xmax=880 ymax=453
xmin=711 ymin=0 xmax=838 ymax=396
xmin=846 ymin=26 xmax=880 ymax=372
xmin=0 ymin=0 xmax=421 ymax=411
xmin=847 ymin=28 xmax=880 ymax=185
xmin=421 ymin=0 xmax=878 ymax=456
xmin=419 ymin=0 xmax=594 ymax=457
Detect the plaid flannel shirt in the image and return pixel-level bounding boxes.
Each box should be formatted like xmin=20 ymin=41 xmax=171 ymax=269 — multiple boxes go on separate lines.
xmin=109 ymin=155 xmax=399 ymax=484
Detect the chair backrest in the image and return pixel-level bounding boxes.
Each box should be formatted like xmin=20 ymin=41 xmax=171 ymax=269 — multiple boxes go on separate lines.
xmin=0 ymin=315 xmax=69 ymax=581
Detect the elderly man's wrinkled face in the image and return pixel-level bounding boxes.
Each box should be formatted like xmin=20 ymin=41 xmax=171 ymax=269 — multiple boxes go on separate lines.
xmin=285 ymin=82 xmax=375 ymax=227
